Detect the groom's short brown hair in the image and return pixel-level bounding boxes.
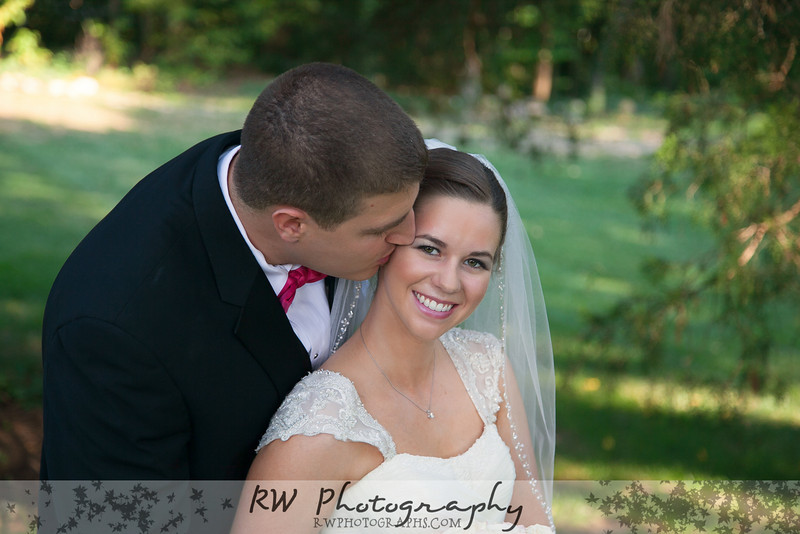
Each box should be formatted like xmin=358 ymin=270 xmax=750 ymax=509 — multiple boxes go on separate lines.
xmin=235 ymin=63 xmax=427 ymax=229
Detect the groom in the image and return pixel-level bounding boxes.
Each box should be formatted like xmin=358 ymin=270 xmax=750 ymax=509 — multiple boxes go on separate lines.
xmin=40 ymin=63 xmax=426 ymax=480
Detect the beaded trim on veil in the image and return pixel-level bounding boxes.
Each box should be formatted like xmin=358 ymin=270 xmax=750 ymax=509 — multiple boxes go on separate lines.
xmin=326 ymin=140 xmax=556 ymax=531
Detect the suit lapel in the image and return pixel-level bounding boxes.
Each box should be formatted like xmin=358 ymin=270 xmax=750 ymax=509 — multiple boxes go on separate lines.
xmin=192 ymin=131 xmax=256 ymax=306
xmin=235 ymin=272 xmax=312 ymax=396
xmin=192 ymin=131 xmax=311 ymax=395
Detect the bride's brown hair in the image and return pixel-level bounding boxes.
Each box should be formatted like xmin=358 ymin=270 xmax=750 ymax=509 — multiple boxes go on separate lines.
xmin=417 ymin=148 xmax=508 ymax=260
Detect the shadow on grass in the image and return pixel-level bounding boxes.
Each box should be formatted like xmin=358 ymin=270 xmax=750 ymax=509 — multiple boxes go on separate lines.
xmin=0 ymin=116 xmax=216 ymax=402
xmin=556 ymin=382 xmax=800 ymax=480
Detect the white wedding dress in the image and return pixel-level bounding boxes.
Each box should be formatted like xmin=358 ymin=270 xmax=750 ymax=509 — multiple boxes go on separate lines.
xmin=259 ymin=328 xmax=521 ymax=533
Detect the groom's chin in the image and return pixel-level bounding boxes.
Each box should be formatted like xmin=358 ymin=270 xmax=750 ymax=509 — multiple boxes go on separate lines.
xmin=345 ymin=269 xmax=379 ymax=282
xmin=338 ymin=264 xmax=383 ymax=282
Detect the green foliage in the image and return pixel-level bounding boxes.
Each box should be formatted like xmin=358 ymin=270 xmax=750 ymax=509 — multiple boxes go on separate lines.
xmin=14 ymin=0 xmax=652 ymax=100
xmin=122 ymin=0 xmax=289 ymax=75
xmin=80 ymin=19 xmax=129 ymax=67
xmin=590 ymin=0 xmax=800 ymax=393
xmin=4 ymin=27 xmax=51 ymax=67
xmin=13 ymin=0 xmax=796 ymax=111
xmin=0 ymin=0 xmax=34 ymax=34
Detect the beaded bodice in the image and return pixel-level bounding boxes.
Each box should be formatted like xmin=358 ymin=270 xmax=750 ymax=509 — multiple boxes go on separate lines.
xmin=258 ymin=329 xmax=517 ymax=533
xmin=258 ymin=328 xmax=505 ymax=457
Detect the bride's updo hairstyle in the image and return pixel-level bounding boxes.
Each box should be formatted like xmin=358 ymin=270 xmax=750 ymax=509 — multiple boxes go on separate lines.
xmin=235 ymin=63 xmax=427 ymax=229
xmin=418 ymin=148 xmax=508 ymax=262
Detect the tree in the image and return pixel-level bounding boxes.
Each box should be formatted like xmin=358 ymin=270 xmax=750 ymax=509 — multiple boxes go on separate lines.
xmin=0 ymin=0 xmax=35 ymax=52
xmin=590 ymin=0 xmax=800 ymax=392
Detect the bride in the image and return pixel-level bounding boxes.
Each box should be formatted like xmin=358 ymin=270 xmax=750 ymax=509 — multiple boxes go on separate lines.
xmin=231 ymin=141 xmax=556 ymax=533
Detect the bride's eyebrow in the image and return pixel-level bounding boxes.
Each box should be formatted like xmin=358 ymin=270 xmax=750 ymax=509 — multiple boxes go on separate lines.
xmin=471 ymin=250 xmax=495 ymax=262
xmin=417 ymin=234 xmax=494 ymax=261
xmin=416 ymin=234 xmax=446 ymax=248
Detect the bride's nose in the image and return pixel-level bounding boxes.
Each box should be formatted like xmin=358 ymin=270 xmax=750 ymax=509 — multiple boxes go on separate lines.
xmin=433 ymin=261 xmax=461 ymax=293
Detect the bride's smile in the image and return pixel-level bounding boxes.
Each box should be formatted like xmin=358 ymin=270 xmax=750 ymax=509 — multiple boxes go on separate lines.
xmin=413 ymin=290 xmax=455 ymax=313
xmin=375 ymin=195 xmax=502 ymax=342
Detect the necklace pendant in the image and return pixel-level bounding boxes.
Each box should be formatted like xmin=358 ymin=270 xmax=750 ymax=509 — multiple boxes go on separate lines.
xmin=426 ymin=410 xmax=435 ymax=419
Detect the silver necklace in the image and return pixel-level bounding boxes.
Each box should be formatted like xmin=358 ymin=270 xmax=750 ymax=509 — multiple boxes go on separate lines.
xmin=359 ymin=328 xmax=436 ymax=420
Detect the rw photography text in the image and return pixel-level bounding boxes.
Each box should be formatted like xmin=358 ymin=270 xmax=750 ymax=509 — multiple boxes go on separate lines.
xmin=248 ymin=480 xmax=523 ymax=530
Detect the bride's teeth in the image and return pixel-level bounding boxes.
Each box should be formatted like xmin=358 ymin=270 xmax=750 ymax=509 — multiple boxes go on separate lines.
xmin=415 ymin=292 xmax=453 ymax=312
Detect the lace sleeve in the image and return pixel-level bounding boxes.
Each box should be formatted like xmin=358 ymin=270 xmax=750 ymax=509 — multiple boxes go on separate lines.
xmin=256 ymin=370 xmax=395 ymax=458
xmin=441 ymin=328 xmax=504 ymax=424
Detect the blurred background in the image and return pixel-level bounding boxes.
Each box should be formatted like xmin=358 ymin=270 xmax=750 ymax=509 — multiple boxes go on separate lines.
xmin=0 ymin=0 xmax=798 ymax=515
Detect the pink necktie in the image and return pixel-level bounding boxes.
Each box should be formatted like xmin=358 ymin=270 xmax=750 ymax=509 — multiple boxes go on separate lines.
xmin=278 ymin=266 xmax=327 ymax=312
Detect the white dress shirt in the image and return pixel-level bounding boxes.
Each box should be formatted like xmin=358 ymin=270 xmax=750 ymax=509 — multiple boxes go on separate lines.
xmin=217 ymin=145 xmax=331 ymax=368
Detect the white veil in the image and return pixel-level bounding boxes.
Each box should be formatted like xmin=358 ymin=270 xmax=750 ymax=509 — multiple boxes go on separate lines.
xmin=328 ymin=139 xmax=556 ymax=530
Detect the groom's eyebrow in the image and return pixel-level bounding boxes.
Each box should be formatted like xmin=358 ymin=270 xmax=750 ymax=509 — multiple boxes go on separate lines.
xmin=363 ymin=211 xmax=411 ymax=235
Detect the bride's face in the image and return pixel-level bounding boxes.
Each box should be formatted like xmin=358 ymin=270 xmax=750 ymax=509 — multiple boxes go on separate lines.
xmin=377 ymin=194 xmax=502 ymax=341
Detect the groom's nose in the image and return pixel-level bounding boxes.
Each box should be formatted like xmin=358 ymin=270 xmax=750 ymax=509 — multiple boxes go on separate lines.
xmin=384 ymin=209 xmax=415 ymax=246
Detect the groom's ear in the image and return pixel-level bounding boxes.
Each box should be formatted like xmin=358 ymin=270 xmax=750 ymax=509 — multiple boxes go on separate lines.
xmin=272 ymin=207 xmax=310 ymax=243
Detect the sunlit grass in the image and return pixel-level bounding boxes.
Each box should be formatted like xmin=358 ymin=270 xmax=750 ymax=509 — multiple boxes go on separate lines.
xmin=0 ymin=80 xmax=251 ymax=404
xmin=1 ymin=69 xmax=798 ymax=480
xmin=555 ymin=370 xmax=800 ymax=479
xmin=434 ymin=143 xmax=800 ymax=480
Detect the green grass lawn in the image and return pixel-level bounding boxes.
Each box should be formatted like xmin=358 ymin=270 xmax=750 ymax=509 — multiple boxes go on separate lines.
xmin=1 ymin=76 xmax=798 ymax=481
xmin=459 ymin=143 xmax=800 ymax=480
xmin=0 ymin=84 xmax=253 ymax=402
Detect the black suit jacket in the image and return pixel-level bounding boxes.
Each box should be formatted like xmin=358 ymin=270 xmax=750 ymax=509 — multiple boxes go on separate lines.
xmin=41 ymin=131 xmax=314 ymax=480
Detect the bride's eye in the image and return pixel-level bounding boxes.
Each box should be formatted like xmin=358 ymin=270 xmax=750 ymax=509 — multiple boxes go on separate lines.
xmin=417 ymin=245 xmax=439 ymax=256
xmin=465 ymin=258 xmax=488 ymax=270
